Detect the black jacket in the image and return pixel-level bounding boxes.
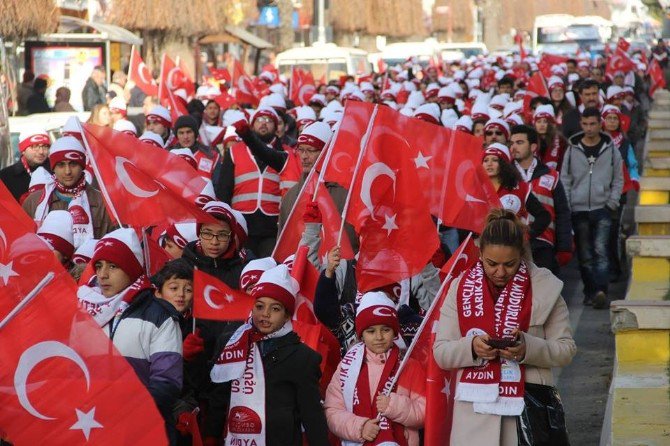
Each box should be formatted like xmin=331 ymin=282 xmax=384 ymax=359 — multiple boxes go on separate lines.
xmin=561 ymin=107 xmax=582 ymax=141
xmin=82 ymin=77 xmax=107 ymax=111
xmin=203 ymin=331 xmax=330 ymax=446
xmin=0 ymin=159 xmax=50 ymax=201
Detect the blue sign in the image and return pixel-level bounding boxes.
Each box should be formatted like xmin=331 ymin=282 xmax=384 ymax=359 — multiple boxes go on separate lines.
xmin=258 ymin=6 xmax=280 ymax=27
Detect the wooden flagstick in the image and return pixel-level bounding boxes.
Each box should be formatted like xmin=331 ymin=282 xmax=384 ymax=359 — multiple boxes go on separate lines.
xmin=0 ymin=272 xmax=54 ymax=330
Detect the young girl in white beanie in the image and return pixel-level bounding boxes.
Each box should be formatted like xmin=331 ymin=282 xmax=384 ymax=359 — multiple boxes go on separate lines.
xmin=324 ymin=291 xmax=426 ymax=445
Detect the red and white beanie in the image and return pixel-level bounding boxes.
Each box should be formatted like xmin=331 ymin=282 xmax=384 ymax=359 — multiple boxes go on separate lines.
xmin=251 ymin=264 xmax=299 ymax=314
xmin=259 ymin=93 xmax=287 ymax=112
xmin=483 ymin=142 xmax=512 ymax=163
xmin=139 ymin=131 xmax=165 ymax=149
xmin=454 ymin=115 xmax=474 ymax=133
xmin=295 ymin=105 xmax=317 ymax=128
xmin=309 ymin=94 xmax=327 ymax=107
xmin=170 ymin=148 xmax=198 ymax=170
xmin=259 ymin=70 xmax=276 ymax=84
xmin=112 ymin=119 xmax=137 ymax=136
xmin=19 ymin=126 xmax=51 ymax=152
xmin=240 ymin=257 xmax=278 ymax=290
xmin=49 ymin=136 xmax=86 ymax=168
xmin=297 ymin=121 xmax=333 ymax=150
xmin=424 ymin=83 xmax=440 ymax=99
xmin=437 ymin=86 xmax=456 ymax=104
xmin=471 ymin=100 xmax=491 ymax=122
xmin=251 ymin=106 xmax=279 ymax=127
xmin=506 ymin=114 xmax=524 ymax=127
xmin=199 ymin=201 xmax=248 ymax=249
xmin=27 ymin=166 xmax=52 ymax=195
xmin=355 ymin=291 xmax=400 ymax=338
xmin=223 ymin=126 xmax=241 ymax=145
xmin=61 ymin=116 xmax=83 ymax=141
xmin=547 ymin=76 xmax=565 ymax=92
xmin=145 ymin=105 xmax=172 ymax=128
xmin=37 ymin=210 xmax=75 ymax=260
xmin=162 ymin=222 xmax=198 ymax=249
xmin=413 ymin=103 xmax=441 ymax=125
xmin=484 ymin=118 xmax=510 ymax=140
xmin=606 ymin=85 xmax=625 ymax=102
xmin=601 ymin=104 xmax=622 ymax=120
xmin=325 ymin=85 xmax=340 ymax=96
xmin=109 ymin=97 xmax=127 ymax=116
xmin=91 ymin=228 xmax=145 ymax=281
xmin=441 ymin=108 xmax=459 ymax=128
xmin=533 ymin=104 xmax=556 ymax=123
xmin=72 ymin=238 xmax=98 ymax=265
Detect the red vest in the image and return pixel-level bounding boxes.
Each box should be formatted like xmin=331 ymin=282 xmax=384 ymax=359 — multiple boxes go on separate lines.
xmin=498 ymin=182 xmax=530 ymax=222
xmin=230 ymin=142 xmax=292 ymax=216
xmin=194 ymin=150 xmax=220 ymax=180
xmin=542 ymin=134 xmax=567 ymax=172
xmin=279 ymin=146 xmax=301 ymax=193
xmin=528 ymin=169 xmax=559 ymax=246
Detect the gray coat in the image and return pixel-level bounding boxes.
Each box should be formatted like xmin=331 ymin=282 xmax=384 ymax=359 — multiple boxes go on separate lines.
xmin=560 ymin=132 xmax=624 ymax=213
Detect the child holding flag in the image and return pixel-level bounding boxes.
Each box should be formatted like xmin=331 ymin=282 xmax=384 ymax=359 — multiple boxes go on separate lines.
xmin=324 ymin=292 xmax=426 ymax=445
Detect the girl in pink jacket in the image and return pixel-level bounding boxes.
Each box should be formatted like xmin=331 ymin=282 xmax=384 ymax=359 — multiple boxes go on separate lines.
xmin=324 ymin=292 xmax=426 ymax=445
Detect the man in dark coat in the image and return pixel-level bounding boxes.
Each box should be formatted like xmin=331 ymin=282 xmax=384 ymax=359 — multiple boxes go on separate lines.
xmin=82 ymin=65 xmax=107 ymax=111
xmin=0 ymin=127 xmax=51 ymax=201
xmin=26 ymin=77 xmax=50 ymax=114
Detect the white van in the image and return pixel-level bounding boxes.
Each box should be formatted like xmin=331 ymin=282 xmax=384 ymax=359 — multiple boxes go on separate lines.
xmin=438 ymin=42 xmax=488 ymax=59
xmin=274 ymin=43 xmax=372 ymax=82
xmin=380 ymin=41 xmax=441 ymax=68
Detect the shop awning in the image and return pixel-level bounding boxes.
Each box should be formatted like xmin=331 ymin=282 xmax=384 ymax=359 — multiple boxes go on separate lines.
xmin=34 ymin=15 xmax=142 ymax=45
xmin=199 ymin=25 xmax=273 ymax=49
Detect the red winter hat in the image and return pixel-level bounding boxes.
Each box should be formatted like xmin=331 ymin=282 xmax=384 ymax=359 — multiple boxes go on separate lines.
xmin=49 ymin=136 xmax=86 ymax=168
xmin=37 ymin=210 xmax=75 ymax=260
xmin=240 ymin=257 xmax=278 ymax=290
xmin=19 ymin=127 xmax=50 ymax=152
xmin=91 ymin=228 xmax=145 ymax=282
xmin=251 ymin=264 xmax=299 ymax=314
xmin=355 ymin=292 xmax=400 ymax=338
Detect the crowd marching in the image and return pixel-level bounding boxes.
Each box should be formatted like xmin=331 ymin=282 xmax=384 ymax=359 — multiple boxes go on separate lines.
xmin=0 ymin=36 xmax=666 ymax=445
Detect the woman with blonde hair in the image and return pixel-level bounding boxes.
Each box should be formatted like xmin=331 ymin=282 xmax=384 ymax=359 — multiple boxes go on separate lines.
xmin=433 ymin=209 xmax=576 ymax=445
xmin=86 ymin=103 xmax=112 ymax=127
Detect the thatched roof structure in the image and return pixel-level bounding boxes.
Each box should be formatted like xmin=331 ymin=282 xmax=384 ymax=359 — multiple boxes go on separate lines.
xmin=330 ymin=0 xmax=426 ymax=38
xmin=432 ymin=0 xmax=475 ymax=40
xmin=0 ymin=1 xmax=59 ymax=40
xmin=108 ymin=0 xmax=256 ymax=37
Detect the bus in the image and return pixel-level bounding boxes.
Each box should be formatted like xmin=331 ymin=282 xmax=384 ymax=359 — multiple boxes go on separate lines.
xmin=532 ymin=14 xmax=613 ymax=55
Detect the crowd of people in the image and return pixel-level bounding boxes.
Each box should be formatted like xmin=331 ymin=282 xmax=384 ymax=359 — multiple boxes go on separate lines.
xmin=0 ymin=38 xmax=658 ymax=445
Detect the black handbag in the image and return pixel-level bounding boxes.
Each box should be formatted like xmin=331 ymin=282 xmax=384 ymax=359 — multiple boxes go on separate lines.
xmin=516 ymin=383 xmax=570 ymax=446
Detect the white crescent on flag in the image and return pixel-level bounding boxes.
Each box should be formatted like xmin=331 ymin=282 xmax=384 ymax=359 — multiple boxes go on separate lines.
xmin=360 ymin=162 xmax=396 ymax=221
xmin=203 ymin=285 xmax=225 ymax=309
xmin=114 ymin=157 xmax=159 ymax=198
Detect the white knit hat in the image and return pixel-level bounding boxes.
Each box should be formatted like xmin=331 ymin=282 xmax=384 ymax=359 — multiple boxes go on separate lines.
xmin=240 ymin=257 xmax=278 ymax=290
xmin=72 ymin=238 xmax=98 ymax=265
xmin=250 ymin=264 xmax=299 ymax=314
xmin=259 ymin=93 xmax=286 ymax=111
xmin=170 ymin=148 xmax=197 ymax=169
xmin=297 ymin=121 xmax=333 ymax=150
xmin=441 ymin=108 xmax=459 ymax=128
xmin=251 ymin=106 xmax=280 ymax=126
xmin=413 ymin=103 xmax=441 ymax=125
xmin=484 ymin=142 xmax=512 ymax=163
xmin=112 ymin=119 xmax=137 ymax=136
xmin=61 ymin=116 xmax=82 ymax=139
xmin=37 ymin=210 xmax=75 ymax=260
xmin=533 ymin=104 xmax=556 ymax=123
xmin=454 ymin=115 xmax=474 ymax=133
xmin=484 ymin=118 xmax=510 ymax=139
xmin=162 ymin=222 xmax=198 ymax=248
xmin=146 ymin=105 xmax=172 ymax=127
xmin=18 ymin=126 xmax=50 ymax=152
xmin=547 ymin=76 xmax=565 ymax=91
xmin=295 ymin=105 xmax=317 ymax=127
xmin=309 ymin=94 xmax=327 ymax=107
xmin=91 ymin=227 xmax=145 ymax=281
xmin=139 ymin=131 xmax=165 ymax=149
xmin=49 ymin=136 xmax=86 ymax=168
xmin=109 ymin=96 xmax=127 ymax=114
xmin=607 ymin=85 xmax=625 ymax=101
xmin=355 ymin=291 xmax=399 ymax=337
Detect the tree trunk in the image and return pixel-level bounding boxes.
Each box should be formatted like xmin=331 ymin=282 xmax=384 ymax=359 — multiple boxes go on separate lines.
xmin=277 ymin=0 xmax=294 ymax=52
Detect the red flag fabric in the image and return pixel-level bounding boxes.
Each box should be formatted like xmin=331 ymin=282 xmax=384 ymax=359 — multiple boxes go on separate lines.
xmin=289 ymin=245 xmax=320 ymax=324
xmin=0 ymin=181 xmax=35 ymax=232
xmin=81 ymin=123 xmax=214 ymax=227
xmin=213 ymin=90 xmax=237 ymax=110
xmin=158 ymin=54 xmax=189 ymax=122
xmin=177 ymin=58 xmax=196 ymax=98
xmin=606 ymin=38 xmax=636 ymax=80
xmin=290 ymin=68 xmax=316 ymax=106
xmin=649 ymin=59 xmax=667 ymax=96
xmin=403 ymin=236 xmax=479 ymax=445
xmin=523 ymin=71 xmax=549 ymax=120
xmin=515 ymin=34 xmax=527 ymax=61
xmin=128 ymin=46 xmax=158 ymax=96
xmin=538 ymin=53 xmax=569 ymax=78
xmin=230 ymin=59 xmax=260 ymax=107
xmin=192 ymin=270 xmax=254 ymax=321
xmin=144 ymin=235 xmax=172 ymax=276
xmin=345 ymin=107 xmax=440 ymax=291
xmin=0 ymin=205 xmax=167 ymax=444
xmin=208 ymin=67 xmax=231 ymax=84
xmin=273 ymin=167 xmax=355 ymax=264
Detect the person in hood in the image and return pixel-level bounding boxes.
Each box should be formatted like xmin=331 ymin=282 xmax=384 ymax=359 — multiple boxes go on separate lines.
xmin=170 ymin=115 xmax=221 ymax=181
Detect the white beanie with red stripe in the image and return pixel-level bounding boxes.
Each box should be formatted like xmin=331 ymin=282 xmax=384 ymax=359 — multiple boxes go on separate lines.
xmin=297 ymin=121 xmax=333 ymax=150
xmin=240 ymin=257 xmax=278 ymax=290
xmin=251 ymin=264 xmax=299 ymax=314
xmin=19 ymin=127 xmax=51 ymax=153
xmin=37 ymin=210 xmax=75 ymax=260
xmin=49 ymin=136 xmax=86 ymax=168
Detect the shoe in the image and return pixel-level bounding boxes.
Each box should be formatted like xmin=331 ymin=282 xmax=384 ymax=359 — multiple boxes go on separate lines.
xmin=593 ymin=291 xmax=608 ymax=309
xmin=583 ymin=295 xmax=594 ymax=306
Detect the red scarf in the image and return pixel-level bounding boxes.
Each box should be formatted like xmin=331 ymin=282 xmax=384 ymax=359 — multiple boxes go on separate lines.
xmin=340 ymin=342 xmax=408 ymax=446
xmin=77 ymin=275 xmax=153 ymax=327
xmin=610 ymin=131 xmax=624 ymax=149
xmin=54 ymin=173 xmax=87 ymax=196
xmin=455 ymin=260 xmax=532 ymax=416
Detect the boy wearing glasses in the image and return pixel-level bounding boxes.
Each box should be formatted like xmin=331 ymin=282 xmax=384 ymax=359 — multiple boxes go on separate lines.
xmin=0 ymin=127 xmax=51 ymax=201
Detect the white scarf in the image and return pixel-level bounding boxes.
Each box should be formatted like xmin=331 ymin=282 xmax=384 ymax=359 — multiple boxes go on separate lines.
xmin=515 ymin=158 xmax=537 ymax=183
xmin=34 ymin=179 xmax=94 ymax=249
xmin=210 ymin=321 xmax=293 ymax=446
xmin=77 ymin=275 xmax=151 ymax=328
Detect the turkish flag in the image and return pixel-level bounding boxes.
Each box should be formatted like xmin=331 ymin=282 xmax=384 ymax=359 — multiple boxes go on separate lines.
xmin=192 ymin=270 xmax=254 ymax=321
xmin=345 ymin=108 xmax=440 ymax=291
xmin=523 ymin=71 xmax=549 ymax=120
xmin=606 ymin=38 xmax=636 ymax=80
xmin=538 ymin=53 xmax=569 ymax=78
xmin=273 ymin=166 xmax=354 ymax=265
xmin=0 ymin=181 xmax=35 ymax=232
xmin=0 ymin=207 xmax=167 ymax=443
xmin=289 ymin=245 xmax=320 ymax=324
xmin=401 ymin=235 xmax=479 ymax=445
xmin=515 ymin=34 xmax=527 ymax=61
xmin=177 ymin=57 xmax=196 ymax=99
xmin=158 ymin=54 xmax=189 ymax=122
xmin=81 ymin=123 xmax=215 ymax=227
xmin=213 ymin=90 xmax=237 ymax=110
xmin=128 ymin=46 xmax=158 ymax=96
xmin=208 ymin=67 xmax=231 ymax=84
xmin=649 ymin=59 xmax=667 ymax=96
xmin=290 ymin=68 xmax=316 ymax=106
xmin=144 ymin=234 xmax=172 ymax=275
xmin=230 ymin=59 xmax=260 ymax=107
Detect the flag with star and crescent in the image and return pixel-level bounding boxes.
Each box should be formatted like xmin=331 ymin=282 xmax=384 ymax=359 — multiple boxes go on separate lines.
xmin=0 ymin=188 xmax=167 ymax=444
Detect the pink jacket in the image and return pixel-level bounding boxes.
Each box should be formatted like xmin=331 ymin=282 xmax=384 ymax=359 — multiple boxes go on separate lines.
xmin=324 ymin=347 xmax=426 ymax=445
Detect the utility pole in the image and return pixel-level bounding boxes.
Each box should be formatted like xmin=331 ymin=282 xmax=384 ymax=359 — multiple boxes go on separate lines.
xmin=316 ymin=0 xmax=326 ymax=43
xmin=277 ymin=0 xmax=295 ymax=51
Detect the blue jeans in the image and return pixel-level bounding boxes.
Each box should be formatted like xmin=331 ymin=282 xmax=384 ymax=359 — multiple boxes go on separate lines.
xmin=572 ymin=208 xmax=612 ymax=296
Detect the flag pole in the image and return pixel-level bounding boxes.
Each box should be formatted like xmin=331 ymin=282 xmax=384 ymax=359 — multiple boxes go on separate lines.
xmin=381 ymin=232 xmax=474 ymax=397
xmin=336 ymin=104 xmax=379 ymax=247
xmin=312 ymin=117 xmax=342 ymax=202
xmin=76 ymin=120 xmax=122 ymax=225
xmin=0 ymin=272 xmax=54 ymax=330
xmin=192 ymin=266 xmax=198 ymax=334
xmin=127 ymin=45 xmax=135 ymax=81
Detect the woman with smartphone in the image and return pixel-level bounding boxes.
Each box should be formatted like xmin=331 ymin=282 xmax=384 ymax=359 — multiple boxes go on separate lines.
xmin=433 ymin=209 xmax=576 ymax=445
